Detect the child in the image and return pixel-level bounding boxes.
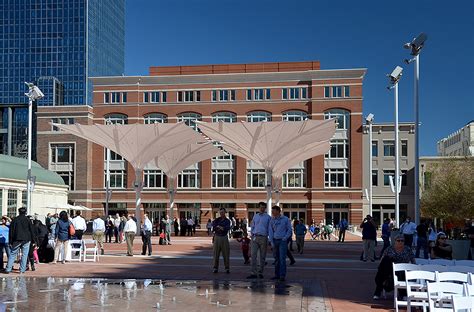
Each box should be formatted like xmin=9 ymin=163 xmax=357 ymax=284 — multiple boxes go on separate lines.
xmin=236 ymin=233 xmax=251 ymax=264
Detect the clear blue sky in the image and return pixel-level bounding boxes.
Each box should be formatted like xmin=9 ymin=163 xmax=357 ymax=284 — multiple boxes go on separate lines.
xmin=124 ymin=0 xmax=474 ymax=156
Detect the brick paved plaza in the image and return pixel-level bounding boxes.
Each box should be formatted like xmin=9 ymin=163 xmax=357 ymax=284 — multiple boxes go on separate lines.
xmin=1 ymin=233 xmax=394 ymax=311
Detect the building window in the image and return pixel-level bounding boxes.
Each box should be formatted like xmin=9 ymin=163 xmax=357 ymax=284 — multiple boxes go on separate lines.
xmin=110 ymin=92 xmax=121 ymax=103
xmin=212 ymin=169 xmax=234 ymax=188
xmin=144 ymin=113 xmax=167 ymax=124
xmin=107 ymin=150 xmax=124 ymax=161
xmin=50 ymin=144 xmax=74 ymax=164
xmin=7 ymin=190 xmax=18 ymax=219
xmin=254 ymin=89 xmax=265 ymax=101
xmin=282 ymin=111 xmax=308 ymax=121
xmin=401 ymin=140 xmax=408 ymax=157
xmin=324 ymin=87 xmax=330 ymax=98
xmin=104 ymin=93 xmax=110 ymax=103
xmin=51 ymin=118 xmax=74 ymax=131
xmin=324 ymin=109 xmax=350 ymax=130
xmin=401 ymin=170 xmax=407 ymax=186
xmin=290 ymin=88 xmax=300 ymax=99
xmin=247 ymin=169 xmax=267 ymax=188
xmin=325 ymin=139 xmax=349 ymax=159
xmin=57 ymin=171 xmax=75 ymax=191
xmin=282 ymin=88 xmax=288 ymax=100
xmin=150 ymin=92 xmax=160 ymax=103
xmin=324 ymin=168 xmax=349 ymax=188
xmin=372 ymin=141 xmax=378 ymax=157
xmin=383 ymin=141 xmax=395 ymax=157
xmin=105 ymin=114 xmax=128 ymax=125
xmin=344 ymin=86 xmax=350 ymax=97
xmin=178 ymin=169 xmax=199 ymax=188
xmin=282 ymin=87 xmax=307 ymax=100
xmin=266 ymin=89 xmax=271 ymax=100
xmin=283 ymin=168 xmax=306 ymax=188
xmin=383 ymin=170 xmax=395 ymax=186
xmin=247 ymin=111 xmax=271 ymax=122
xmin=122 ymin=92 xmax=127 ymax=103
xmin=107 ymin=170 xmax=127 ymax=188
xmin=144 ymin=169 xmax=166 ymax=188
xmin=162 ymin=92 xmax=167 ymax=102
xmin=332 ymin=86 xmax=343 ymax=98
xmin=212 ymin=112 xmax=236 ymax=123
xmin=144 ymin=92 xmax=149 ymax=103
xmin=177 ymin=91 xmax=200 ymax=102
xmin=246 ymin=89 xmax=252 ymax=101
xmin=220 ymin=90 xmax=229 ymax=101
xmin=372 ymin=170 xmax=378 ymax=186
xmin=212 ymin=90 xmax=217 ymax=102
xmin=177 ymin=113 xmax=202 ymax=131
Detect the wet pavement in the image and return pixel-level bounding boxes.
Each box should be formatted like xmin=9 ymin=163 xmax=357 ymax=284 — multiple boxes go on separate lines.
xmin=0 ymin=277 xmax=308 ymax=312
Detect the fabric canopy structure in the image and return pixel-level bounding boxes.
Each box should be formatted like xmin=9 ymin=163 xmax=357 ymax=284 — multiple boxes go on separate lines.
xmin=197 ymin=119 xmax=336 ymax=214
xmin=151 ymin=142 xmax=225 ymax=219
xmin=52 ymin=122 xmax=212 ymax=229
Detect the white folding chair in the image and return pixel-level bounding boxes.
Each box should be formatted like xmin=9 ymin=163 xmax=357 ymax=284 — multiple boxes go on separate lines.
xmin=415 ymin=258 xmax=431 ymax=265
xmin=405 ymin=270 xmax=437 ymax=312
xmin=427 ymin=281 xmax=466 ymax=311
xmin=437 ymin=272 xmax=470 ymax=284
xmin=465 ymin=283 xmax=474 ymax=297
xmin=393 ymin=263 xmax=420 ymax=312
xmin=451 ymin=295 xmax=474 ymax=312
xmin=452 ymin=266 xmax=474 ymax=274
xmin=83 ymin=239 xmax=99 ymax=262
xmin=455 ymin=260 xmax=474 ymax=267
xmin=68 ymin=239 xmax=83 ymax=262
xmin=430 ymin=259 xmax=455 ymax=266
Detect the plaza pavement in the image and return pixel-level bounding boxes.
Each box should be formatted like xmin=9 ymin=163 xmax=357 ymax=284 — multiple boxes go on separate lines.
xmin=3 ymin=231 xmax=396 ymax=311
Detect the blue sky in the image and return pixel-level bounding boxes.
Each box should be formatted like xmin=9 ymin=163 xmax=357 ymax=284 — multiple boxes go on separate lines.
xmin=124 ymin=0 xmax=474 ymax=156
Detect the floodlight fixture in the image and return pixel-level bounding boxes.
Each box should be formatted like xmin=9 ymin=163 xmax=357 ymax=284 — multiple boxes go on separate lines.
xmin=365 ymin=113 xmax=374 ymax=124
xmin=404 ymin=32 xmax=428 ymax=56
xmin=24 ymin=82 xmax=44 ymax=101
xmin=387 ymin=66 xmax=403 ymax=88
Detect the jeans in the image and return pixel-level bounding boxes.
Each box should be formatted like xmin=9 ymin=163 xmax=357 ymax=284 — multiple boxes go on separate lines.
xmin=273 ymin=238 xmax=288 ymax=278
xmin=6 ymin=241 xmax=30 ymax=273
xmin=415 ymin=237 xmax=429 ymax=259
xmin=0 ymin=243 xmax=11 ymax=269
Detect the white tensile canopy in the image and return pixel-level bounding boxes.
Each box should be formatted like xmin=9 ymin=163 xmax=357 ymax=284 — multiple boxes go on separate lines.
xmin=197 ymin=119 xmax=336 ymax=214
xmin=52 ymin=122 xmax=215 ymax=229
xmin=151 ymin=142 xmax=225 ymax=219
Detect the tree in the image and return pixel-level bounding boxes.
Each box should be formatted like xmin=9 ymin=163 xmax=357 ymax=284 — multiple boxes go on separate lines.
xmin=421 ymin=158 xmax=474 ymax=221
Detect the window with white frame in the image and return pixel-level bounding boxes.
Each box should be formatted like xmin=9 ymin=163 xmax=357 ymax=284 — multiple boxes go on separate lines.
xmin=372 ymin=170 xmax=378 ymax=186
xmin=57 ymin=171 xmax=75 ymax=190
xmin=104 ymin=113 xmax=128 ymax=125
xmin=246 ymin=89 xmax=252 ymax=101
xmin=107 ymin=170 xmax=127 ymax=188
xmin=212 ymin=112 xmax=236 ymax=123
xmin=107 ymin=150 xmax=123 ymax=161
xmin=324 ymin=87 xmax=330 ymax=98
xmin=247 ymin=111 xmax=271 ymax=122
xmin=7 ymin=190 xmax=18 ymax=219
xmin=144 ymin=113 xmax=167 ymax=124
xmin=178 ymin=169 xmax=199 ymax=188
xmin=51 ymin=118 xmax=74 ymax=131
xmin=325 ymin=139 xmax=349 ymax=159
xmin=324 ymin=109 xmax=350 ymax=130
xmin=283 ymin=168 xmax=306 ymax=188
xmin=401 ymin=140 xmax=408 ymax=157
xmin=282 ymin=87 xmax=308 ymax=100
xmin=332 ymin=86 xmax=343 ymax=98
xmin=144 ymin=169 xmax=166 ymax=188
xmin=247 ymin=169 xmax=267 ymax=188
xmin=150 ymin=91 xmax=161 ymax=103
xmin=177 ymin=90 xmax=200 ymax=102
xmin=383 ymin=140 xmax=395 ymax=156
xmin=50 ymin=143 xmax=75 ymax=190
xmin=122 ymin=92 xmax=127 ymax=103
xmin=282 ymin=111 xmax=308 ymax=121
xmin=177 ymin=113 xmax=202 ymax=131
xmin=383 ymin=170 xmax=395 ymax=186
xmin=324 ymin=168 xmax=349 ymax=188
xmin=254 ymin=89 xmax=264 ymax=100
xmin=212 ymin=169 xmax=234 ymax=188
xmin=344 ymin=86 xmax=350 ymax=97
xmin=372 ymin=140 xmax=378 ymax=157
xmin=104 ymin=92 xmax=121 ymax=103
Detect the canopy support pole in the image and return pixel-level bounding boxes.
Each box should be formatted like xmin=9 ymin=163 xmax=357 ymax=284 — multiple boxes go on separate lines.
xmin=273 ymin=176 xmax=282 ymax=207
xmin=168 ymin=177 xmax=176 ymax=220
xmin=134 ymin=169 xmax=143 ymax=234
xmin=265 ymin=169 xmax=273 ymax=215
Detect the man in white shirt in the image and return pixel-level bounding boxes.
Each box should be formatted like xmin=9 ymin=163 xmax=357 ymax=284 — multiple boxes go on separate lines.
xmin=400 ymin=216 xmax=417 ymax=247
xmin=123 ymin=215 xmax=137 ymax=256
xmin=141 ymin=214 xmax=153 ymax=256
xmin=187 ymin=217 xmax=194 ymax=236
xmin=92 ymin=215 xmax=106 ymax=255
xmin=113 ymin=213 xmax=121 ymax=243
xmin=72 ymin=211 xmax=87 ymax=240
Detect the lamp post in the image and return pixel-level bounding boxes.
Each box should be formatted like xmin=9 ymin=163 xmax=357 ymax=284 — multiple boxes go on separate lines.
xmin=387 ymin=66 xmax=403 ymax=228
xmin=404 ymin=33 xmax=427 ymax=226
xmin=24 ymin=82 xmax=44 ymax=216
xmin=366 ymin=113 xmax=374 ymax=217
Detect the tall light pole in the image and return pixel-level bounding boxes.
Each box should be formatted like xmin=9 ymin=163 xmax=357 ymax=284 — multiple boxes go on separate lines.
xmin=387 ymin=66 xmax=403 ymax=228
xmin=24 ymin=82 xmax=44 ymax=216
xmin=404 ymin=33 xmax=428 ymax=226
xmin=366 ymin=113 xmax=374 ymax=217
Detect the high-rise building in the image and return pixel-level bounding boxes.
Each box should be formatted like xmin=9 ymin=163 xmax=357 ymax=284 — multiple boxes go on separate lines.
xmin=0 ymin=0 xmax=125 ymax=157
xmin=437 ymin=120 xmax=474 ymax=156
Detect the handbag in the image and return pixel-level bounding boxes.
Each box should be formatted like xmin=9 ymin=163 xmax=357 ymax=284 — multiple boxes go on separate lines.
xmin=69 ymin=223 xmax=76 ymax=237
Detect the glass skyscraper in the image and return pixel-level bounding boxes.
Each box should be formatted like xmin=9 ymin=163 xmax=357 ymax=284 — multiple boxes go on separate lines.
xmin=0 ymin=0 xmax=125 ymax=157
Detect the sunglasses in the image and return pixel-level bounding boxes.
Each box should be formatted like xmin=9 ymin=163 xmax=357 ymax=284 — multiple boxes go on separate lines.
xmin=439 ymin=237 xmax=447 ymax=240
xmin=396 ymin=239 xmax=405 ymax=242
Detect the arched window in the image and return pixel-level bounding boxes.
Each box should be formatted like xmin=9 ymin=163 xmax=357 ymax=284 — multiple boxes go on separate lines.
xmin=144 ymin=113 xmax=168 ymax=124
xmin=247 ymin=111 xmax=271 ymax=122
xmin=212 ymin=112 xmax=237 ymax=123
xmin=282 ymin=110 xmax=308 ymax=121
xmin=324 ymin=109 xmax=350 ymax=130
xmin=104 ymin=113 xmax=128 ymax=125
xmin=177 ymin=112 xmax=202 ymax=131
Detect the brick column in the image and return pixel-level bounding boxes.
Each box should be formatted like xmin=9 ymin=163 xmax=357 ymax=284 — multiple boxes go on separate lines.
xmin=235 ymin=202 xmax=247 ymax=219
xmin=309 ymin=202 xmax=324 ymax=225
xmin=235 ymin=156 xmax=246 ymax=189
xmin=350 ymin=203 xmax=363 ymax=225
xmin=200 ymin=202 xmax=212 ymax=227
xmin=201 ymin=160 xmax=212 ymax=188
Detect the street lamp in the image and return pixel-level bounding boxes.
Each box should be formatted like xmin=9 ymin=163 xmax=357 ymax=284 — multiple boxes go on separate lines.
xmin=366 ymin=113 xmax=374 ymax=217
xmin=24 ymin=82 xmax=44 ymax=216
xmin=404 ymin=32 xmax=428 ymax=226
xmin=387 ymin=66 xmax=403 ymax=228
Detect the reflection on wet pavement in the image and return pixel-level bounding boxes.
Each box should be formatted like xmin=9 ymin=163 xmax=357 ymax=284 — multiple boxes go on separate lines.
xmin=0 ymin=277 xmax=303 ymax=311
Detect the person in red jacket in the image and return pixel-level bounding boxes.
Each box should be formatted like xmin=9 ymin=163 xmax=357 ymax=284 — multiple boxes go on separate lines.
xmin=237 ymin=232 xmax=251 ymax=264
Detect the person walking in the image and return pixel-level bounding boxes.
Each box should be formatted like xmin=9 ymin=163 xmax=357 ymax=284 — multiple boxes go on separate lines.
xmin=52 ymin=211 xmax=72 ymax=264
xmin=269 ymin=205 xmax=293 ymax=282
xmin=186 ymin=217 xmax=194 ymax=236
xmin=206 ymin=219 xmax=212 ymax=236
xmin=105 ymin=218 xmax=114 ymax=243
xmin=173 ymin=217 xmax=179 ymax=237
xmin=338 ymin=218 xmax=348 ymax=242
xmin=164 ymin=215 xmax=172 ymax=245
xmin=72 ymin=211 xmax=86 ymax=241
xmin=400 ymin=216 xmax=417 ymax=248
xmin=212 ymin=208 xmax=231 ymax=273
xmin=141 ymin=214 xmax=153 ymax=256
xmin=360 ymin=215 xmax=377 ymax=262
xmin=92 ymin=215 xmax=106 ymax=255
xmin=379 ymin=218 xmax=391 ymax=258
xmin=295 ymin=219 xmax=307 ymax=254
xmin=247 ymin=202 xmax=271 ymax=279
xmin=415 ymin=220 xmax=429 ymax=259
xmin=124 ymin=215 xmax=137 ymax=256
xmin=0 ymin=216 xmax=11 ymax=271
xmin=4 ymin=208 xmax=34 ymax=273
xmin=113 ymin=213 xmax=121 ymax=243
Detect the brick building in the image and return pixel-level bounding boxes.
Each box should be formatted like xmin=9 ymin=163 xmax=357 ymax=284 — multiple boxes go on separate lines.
xmin=36 ymin=61 xmax=367 ymax=226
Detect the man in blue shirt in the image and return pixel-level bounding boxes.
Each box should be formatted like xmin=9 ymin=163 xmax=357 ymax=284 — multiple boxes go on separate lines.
xmin=269 ymin=205 xmax=293 ymax=281
xmin=294 ymin=219 xmax=307 ymax=254
xmin=247 ymin=201 xmax=272 ymax=279
xmin=212 ymin=208 xmax=231 ymax=273
xmin=141 ymin=214 xmax=153 ymax=256
xmin=0 ymin=216 xmax=11 ymax=271
xmin=338 ymin=218 xmax=348 ymax=243
xmin=379 ymin=218 xmax=391 ymax=258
